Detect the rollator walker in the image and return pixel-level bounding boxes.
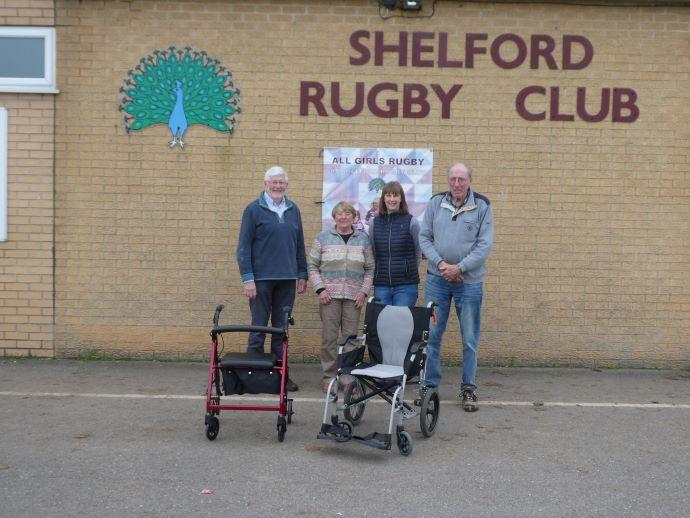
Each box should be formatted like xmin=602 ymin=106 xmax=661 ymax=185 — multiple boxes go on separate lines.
xmin=204 ymin=304 xmax=295 ymax=442
xmin=317 ymin=298 xmax=439 ymax=455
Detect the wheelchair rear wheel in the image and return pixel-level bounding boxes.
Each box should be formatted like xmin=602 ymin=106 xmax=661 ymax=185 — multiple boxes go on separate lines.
xmin=420 ymin=388 xmax=440 ymax=437
xmin=343 ymin=380 xmax=366 ymax=424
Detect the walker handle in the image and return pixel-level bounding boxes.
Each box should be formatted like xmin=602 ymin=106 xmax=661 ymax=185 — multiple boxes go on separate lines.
xmin=283 ymin=306 xmax=294 ymax=328
xmin=213 ymin=304 xmax=225 ymax=327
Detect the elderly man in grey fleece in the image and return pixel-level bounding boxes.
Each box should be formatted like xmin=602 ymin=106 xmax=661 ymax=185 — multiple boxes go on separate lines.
xmin=419 ymin=163 xmax=493 ymax=412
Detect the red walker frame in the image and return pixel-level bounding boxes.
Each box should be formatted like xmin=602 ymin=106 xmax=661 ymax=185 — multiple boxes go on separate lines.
xmin=204 ymin=304 xmax=294 ymax=442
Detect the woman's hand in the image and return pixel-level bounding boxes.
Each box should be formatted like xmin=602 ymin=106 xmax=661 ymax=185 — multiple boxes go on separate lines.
xmin=354 ymin=292 xmax=366 ymax=309
xmin=319 ymin=290 xmax=332 ymax=305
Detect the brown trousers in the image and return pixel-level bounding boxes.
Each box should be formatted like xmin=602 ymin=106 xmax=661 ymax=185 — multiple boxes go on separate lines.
xmin=319 ymin=298 xmax=361 ymax=383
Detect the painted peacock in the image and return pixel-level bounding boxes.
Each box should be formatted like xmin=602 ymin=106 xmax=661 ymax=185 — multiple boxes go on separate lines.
xmin=118 ymin=46 xmax=241 ymax=148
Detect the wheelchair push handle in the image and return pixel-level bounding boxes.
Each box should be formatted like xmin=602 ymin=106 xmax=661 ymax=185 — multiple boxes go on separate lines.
xmin=427 ymin=301 xmax=439 ymax=325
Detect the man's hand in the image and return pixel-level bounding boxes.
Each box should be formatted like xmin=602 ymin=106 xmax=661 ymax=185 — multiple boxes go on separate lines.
xmin=439 ymin=261 xmax=464 ymax=282
xmin=297 ymin=279 xmax=307 ymax=294
xmin=354 ymin=292 xmax=367 ymax=309
xmin=319 ymin=290 xmax=331 ymax=305
xmin=243 ymin=281 xmax=257 ymax=300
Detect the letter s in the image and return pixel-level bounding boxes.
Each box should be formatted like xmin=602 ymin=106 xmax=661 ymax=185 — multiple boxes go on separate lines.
xmin=350 ymin=30 xmax=371 ymax=66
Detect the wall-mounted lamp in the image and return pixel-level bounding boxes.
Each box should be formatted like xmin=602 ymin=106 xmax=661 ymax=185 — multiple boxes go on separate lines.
xmin=381 ymin=0 xmax=422 ymax=10
xmin=401 ymin=0 xmax=422 ymax=10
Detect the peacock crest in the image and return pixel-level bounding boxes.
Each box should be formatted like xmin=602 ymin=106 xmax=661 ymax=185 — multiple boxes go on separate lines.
xmin=368 ymin=178 xmax=386 ymax=193
xmin=118 ymin=46 xmax=241 ymax=148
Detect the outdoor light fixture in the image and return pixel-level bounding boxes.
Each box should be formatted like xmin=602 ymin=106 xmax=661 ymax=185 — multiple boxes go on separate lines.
xmin=380 ymin=0 xmax=422 ymax=9
xmin=401 ymin=0 xmax=422 ymax=10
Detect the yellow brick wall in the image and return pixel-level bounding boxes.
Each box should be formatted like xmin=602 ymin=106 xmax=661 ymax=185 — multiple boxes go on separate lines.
xmin=48 ymin=0 xmax=688 ymax=366
xmin=0 ymin=0 xmax=53 ymax=25
xmin=0 ymin=0 xmax=55 ymax=357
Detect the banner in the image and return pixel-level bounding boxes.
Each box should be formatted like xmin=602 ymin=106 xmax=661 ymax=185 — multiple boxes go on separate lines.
xmin=322 ymin=147 xmax=433 ymax=232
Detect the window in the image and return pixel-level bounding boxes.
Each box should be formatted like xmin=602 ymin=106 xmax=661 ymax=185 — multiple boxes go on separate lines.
xmin=0 ymin=27 xmax=57 ymax=93
xmin=0 ymin=107 xmax=7 ymax=241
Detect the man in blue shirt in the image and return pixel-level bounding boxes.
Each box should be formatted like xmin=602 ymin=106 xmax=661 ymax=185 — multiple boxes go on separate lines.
xmin=236 ymin=166 xmax=307 ymax=391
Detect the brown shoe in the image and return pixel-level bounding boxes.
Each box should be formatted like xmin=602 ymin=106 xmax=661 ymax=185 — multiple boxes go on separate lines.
xmin=286 ymin=377 xmax=299 ymax=392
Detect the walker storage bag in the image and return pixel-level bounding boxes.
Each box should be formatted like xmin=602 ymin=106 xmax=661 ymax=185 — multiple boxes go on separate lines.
xmin=221 ymin=367 xmax=281 ymax=395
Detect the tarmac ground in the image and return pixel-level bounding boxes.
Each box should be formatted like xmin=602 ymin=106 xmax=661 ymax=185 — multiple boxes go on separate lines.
xmin=1 ymin=359 xmax=689 ymax=517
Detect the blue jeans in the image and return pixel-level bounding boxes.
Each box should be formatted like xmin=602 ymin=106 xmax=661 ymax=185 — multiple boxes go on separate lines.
xmin=374 ymin=284 xmax=418 ymax=307
xmin=424 ymin=274 xmax=483 ymax=391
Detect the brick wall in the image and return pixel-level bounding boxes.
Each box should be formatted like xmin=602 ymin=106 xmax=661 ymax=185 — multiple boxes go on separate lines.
xmin=0 ymin=0 xmax=55 ymax=357
xmin=46 ymin=0 xmax=689 ymax=366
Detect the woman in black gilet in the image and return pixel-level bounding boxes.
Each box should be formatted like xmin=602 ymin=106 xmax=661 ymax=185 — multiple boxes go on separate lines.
xmin=369 ymin=181 xmax=421 ymax=306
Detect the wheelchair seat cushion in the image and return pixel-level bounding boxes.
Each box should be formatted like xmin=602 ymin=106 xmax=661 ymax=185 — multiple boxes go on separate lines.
xmin=350 ymin=364 xmax=404 ymax=379
xmin=219 ymin=352 xmax=275 ymax=369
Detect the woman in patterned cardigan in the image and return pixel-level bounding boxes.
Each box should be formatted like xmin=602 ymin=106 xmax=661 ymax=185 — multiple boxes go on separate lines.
xmin=308 ymin=202 xmax=375 ymax=393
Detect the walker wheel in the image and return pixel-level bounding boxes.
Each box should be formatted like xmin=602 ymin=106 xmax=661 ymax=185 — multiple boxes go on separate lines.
xmin=205 ymin=416 xmax=219 ymax=441
xmin=277 ymin=416 xmax=287 ymax=442
xmin=343 ymin=380 xmax=366 ymax=424
xmin=420 ymin=388 xmax=440 ymax=437
xmin=287 ymin=399 xmax=294 ymax=424
xmin=397 ymin=430 xmax=413 ymax=456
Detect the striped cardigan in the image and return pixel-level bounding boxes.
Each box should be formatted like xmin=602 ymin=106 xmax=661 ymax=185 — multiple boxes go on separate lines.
xmin=307 ymin=227 xmax=374 ymax=300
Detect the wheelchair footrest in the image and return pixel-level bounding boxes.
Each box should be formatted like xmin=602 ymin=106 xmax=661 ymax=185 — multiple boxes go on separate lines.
xmin=317 ymin=423 xmax=352 ymax=443
xmin=352 ymin=432 xmax=392 ymax=450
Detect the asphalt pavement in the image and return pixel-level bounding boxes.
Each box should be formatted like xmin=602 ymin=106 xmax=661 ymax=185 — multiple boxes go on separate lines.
xmin=1 ymin=359 xmax=688 ymax=518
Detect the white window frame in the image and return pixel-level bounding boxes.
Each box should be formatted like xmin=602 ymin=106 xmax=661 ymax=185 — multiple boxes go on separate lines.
xmin=0 ymin=27 xmax=58 ymax=94
xmin=0 ymin=107 xmax=7 ymax=241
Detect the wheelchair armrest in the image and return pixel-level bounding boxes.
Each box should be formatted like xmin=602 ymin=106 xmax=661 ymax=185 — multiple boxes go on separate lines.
xmin=337 ymin=334 xmax=359 ymax=347
xmin=409 ymin=341 xmax=426 ymax=354
xmin=403 ymin=342 xmax=427 ymax=378
xmin=337 ymin=345 xmax=366 ymax=369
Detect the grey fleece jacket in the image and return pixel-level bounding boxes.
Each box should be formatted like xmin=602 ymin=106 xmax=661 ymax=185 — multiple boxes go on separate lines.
xmin=419 ymin=189 xmax=493 ymax=284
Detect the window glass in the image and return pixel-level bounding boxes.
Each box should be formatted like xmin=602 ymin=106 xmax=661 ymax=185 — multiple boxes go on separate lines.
xmin=0 ymin=28 xmax=56 ymax=93
xmin=0 ymin=37 xmax=46 ymax=78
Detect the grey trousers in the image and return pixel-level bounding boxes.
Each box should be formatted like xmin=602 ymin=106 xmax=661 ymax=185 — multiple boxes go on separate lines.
xmin=247 ymin=280 xmax=296 ymax=358
xmin=319 ymin=298 xmax=361 ymax=383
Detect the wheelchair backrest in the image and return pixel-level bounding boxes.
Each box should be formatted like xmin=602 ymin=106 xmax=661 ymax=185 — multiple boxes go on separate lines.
xmin=363 ymin=302 xmax=432 ymax=367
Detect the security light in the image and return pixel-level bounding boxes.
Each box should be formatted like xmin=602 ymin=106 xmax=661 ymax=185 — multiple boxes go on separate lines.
xmin=401 ymin=0 xmax=422 ymax=10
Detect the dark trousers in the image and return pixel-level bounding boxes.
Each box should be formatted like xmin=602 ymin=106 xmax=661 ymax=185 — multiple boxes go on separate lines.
xmin=247 ymin=280 xmax=296 ymax=358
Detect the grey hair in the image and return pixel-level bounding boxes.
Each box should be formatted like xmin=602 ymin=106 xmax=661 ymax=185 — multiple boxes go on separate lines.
xmin=264 ymin=166 xmax=288 ymax=182
xmin=447 ymin=163 xmax=473 ymax=179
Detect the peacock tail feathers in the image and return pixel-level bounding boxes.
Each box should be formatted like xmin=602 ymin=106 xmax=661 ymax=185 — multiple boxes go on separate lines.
xmin=119 ymin=46 xmax=241 ymax=134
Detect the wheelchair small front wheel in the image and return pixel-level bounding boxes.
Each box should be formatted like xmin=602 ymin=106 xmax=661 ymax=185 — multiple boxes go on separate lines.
xmin=397 ymin=430 xmax=413 ymax=456
xmin=343 ymin=380 xmax=366 ymax=424
xmin=420 ymin=388 xmax=440 ymax=437
xmin=335 ymin=419 xmax=353 ymax=442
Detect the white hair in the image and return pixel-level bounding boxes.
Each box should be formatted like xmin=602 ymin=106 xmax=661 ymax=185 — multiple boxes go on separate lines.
xmin=264 ymin=166 xmax=288 ymax=182
xmin=447 ymin=163 xmax=473 ymax=179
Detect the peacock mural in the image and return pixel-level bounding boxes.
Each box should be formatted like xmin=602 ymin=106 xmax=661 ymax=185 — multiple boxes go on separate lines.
xmin=118 ymin=46 xmax=241 ymax=148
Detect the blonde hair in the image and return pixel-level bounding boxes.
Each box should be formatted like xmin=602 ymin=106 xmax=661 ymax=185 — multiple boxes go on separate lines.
xmin=331 ymin=201 xmax=357 ymax=219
